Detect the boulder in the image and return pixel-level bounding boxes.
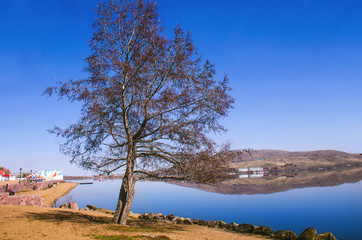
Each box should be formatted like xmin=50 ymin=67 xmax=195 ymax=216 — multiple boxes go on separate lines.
xmin=207 ymin=220 xmax=216 ymax=228
xmin=166 ymin=214 xmax=175 ymax=221
xmin=237 ymin=223 xmax=256 ymax=233
xmin=192 ymin=219 xmax=200 ymax=225
xmin=154 ymin=213 xmax=165 ymax=220
xmin=184 ymin=218 xmax=193 ymax=225
xmin=315 ymin=232 xmax=337 ymax=240
xmin=146 ymin=212 xmax=155 ymax=220
xmin=227 ymin=222 xmax=239 ymax=231
xmin=252 ymin=226 xmax=274 ymax=236
xmin=139 ymin=213 xmax=147 ymax=219
xmin=274 ymin=230 xmax=297 ymax=240
xmin=59 ymin=203 xmax=69 ymax=209
xmin=86 ymin=204 xmax=97 ymax=210
xmin=69 ymin=202 xmax=79 ymax=211
xmin=215 ymin=220 xmax=228 ymax=229
xmin=95 ymin=208 xmax=114 ymax=215
xmin=171 ymin=216 xmax=180 ymax=223
xmin=176 ymin=217 xmax=185 ymax=224
xmin=298 ymin=228 xmax=317 ymax=240
xmin=198 ymin=220 xmax=208 ymax=226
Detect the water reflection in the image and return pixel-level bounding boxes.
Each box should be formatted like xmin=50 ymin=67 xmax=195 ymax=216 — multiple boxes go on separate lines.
xmin=172 ymin=166 xmax=362 ymax=195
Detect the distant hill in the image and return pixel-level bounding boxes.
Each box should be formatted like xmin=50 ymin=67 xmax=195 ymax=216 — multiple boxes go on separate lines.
xmin=228 ymin=149 xmax=362 ymax=169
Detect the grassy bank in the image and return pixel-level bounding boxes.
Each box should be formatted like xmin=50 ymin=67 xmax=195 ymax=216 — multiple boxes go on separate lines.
xmin=0 ymin=205 xmax=269 ymax=240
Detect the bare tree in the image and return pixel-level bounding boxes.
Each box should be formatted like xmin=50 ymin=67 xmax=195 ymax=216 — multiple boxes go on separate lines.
xmin=45 ymin=0 xmax=234 ymax=225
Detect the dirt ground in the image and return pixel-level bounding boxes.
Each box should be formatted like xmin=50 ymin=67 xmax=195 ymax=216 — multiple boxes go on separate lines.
xmin=0 ymin=205 xmax=270 ymax=240
xmin=1 ymin=181 xmax=270 ymax=240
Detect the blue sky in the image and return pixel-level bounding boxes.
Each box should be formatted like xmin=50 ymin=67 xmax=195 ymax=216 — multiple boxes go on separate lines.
xmin=1 ymin=0 xmax=362 ymax=175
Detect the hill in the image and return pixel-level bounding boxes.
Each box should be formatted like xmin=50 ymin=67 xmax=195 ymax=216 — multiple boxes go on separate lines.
xmin=228 ymin=149 xmax=362 ymax=169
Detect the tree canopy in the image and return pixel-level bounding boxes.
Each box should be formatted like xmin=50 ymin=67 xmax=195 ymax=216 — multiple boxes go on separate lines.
xmin=45 ymin=0 xmax=234 ymax=224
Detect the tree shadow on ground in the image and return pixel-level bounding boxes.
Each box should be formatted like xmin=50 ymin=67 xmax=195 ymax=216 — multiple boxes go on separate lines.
xmin=24 ymin=210 xmax=112 ymax=224
xmin=109 ymin=219 xmax=185 ymax=233
xmin=23 ymin=210 xmax=185 ymax=234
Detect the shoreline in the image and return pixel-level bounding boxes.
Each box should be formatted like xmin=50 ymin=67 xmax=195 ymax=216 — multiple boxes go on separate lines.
xmin=16 ymin=181 xmax=79 ymax=206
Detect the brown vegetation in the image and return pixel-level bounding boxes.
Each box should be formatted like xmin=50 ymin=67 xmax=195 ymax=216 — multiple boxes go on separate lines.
xmin=0 ymin=205 xmax=269 ymax=240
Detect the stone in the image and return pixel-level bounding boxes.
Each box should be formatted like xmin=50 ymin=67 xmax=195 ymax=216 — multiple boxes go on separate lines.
xmin=176 ymin=217 xmax=185 ymax=224
xmin=154 ymin=213 xmax=165 ymax=220
xmin=192 ymin=219 xmax=200 ymax=225
xmin=252 ymin=226 xmax=274 ymax=236
xmin=166 ymin=214 xmax=175 ymax=221
xmin=237 ymin=223 xmax=256 ymax=233
xmin=59 ymin=203 xmax=69 ymax=209
xmin=86 ymin=204 xmax=97 ymax=210
xmin=69 ymin=202 xmax=79 ymax=211
xmin=198 ymin=220 xmax=208 ymax=226
xmin=95 ymin=208 xmax=115 ymax=215
xmin=298 ymin=228 xmax=317 ymax=240
xmin=227 ymin=222 xmax=239 ymax=231
xmin=139 ymin=213 xmax=147 ymax=219
xmin=215 ymin=220 xmax=228 ymax=229
xmin=171 ymin=216 xmax=180 ymax=223
xmin=184 ymin=218 xmax=193 ymax=225
xmin=274 ymin=230 xmax=297 ymax=240
xmin=146 ymin=212 xmax=155 ymax=220
xmin=315 ymin=232 xmax=337 ymax=240
xmin=207 ymin=220 xmax=216 ymax=228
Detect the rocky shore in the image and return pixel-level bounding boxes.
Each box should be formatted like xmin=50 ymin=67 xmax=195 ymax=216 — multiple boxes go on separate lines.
xmin=137 ymin=212 xmax=336 ymax=240
xmin=61 ymin=203 xmax=337 ymax=240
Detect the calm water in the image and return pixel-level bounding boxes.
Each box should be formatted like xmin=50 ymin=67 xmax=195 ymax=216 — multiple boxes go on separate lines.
xmin=56 ymin=179 xmax=362 ymax=240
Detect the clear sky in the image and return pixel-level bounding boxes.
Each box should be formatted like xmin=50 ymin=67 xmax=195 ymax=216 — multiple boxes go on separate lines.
xmin=1 ymin=0 xmax=362 ymax=175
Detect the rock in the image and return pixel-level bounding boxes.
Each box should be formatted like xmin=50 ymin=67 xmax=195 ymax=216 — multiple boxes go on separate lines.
xmin=59 ymin=203 xmax=69 ymax=209
xmin=227 ymin=222 xmax=239 ymax=231
xmin=69 ymin=202 xmax=79 ymax=211
xmin=198 ymin=220 xmax=208 ymax=226
xmin=298 ymin=228 xmax=317 ymax=240
xmin=237 ymin=223 xmax=256 ymax=233
xmin=95 ymin=208 xmax=115 ymax=215
xmin=86 ymin=204 xmax=97 ymax=210
xmin=139 ymin=213 xmax=147 ymax=219
xmin=192 ymin=219 xmax=200 ymax=225
xmin=252 ymin=226 xmax=274 ymax=236
xmin=176 ymin=217 xmax=185 ymax=224
xmin=154 ymin=213 xmax=165 ymax=220
xmin=166 ymin=214 xmax=175 ymax=221
xmin=146 ymin=212 xmax=155 ymax=220
xmin=274 ymin=230 xmax=297 ymax=240
xmin=171 ymin=216 xmax=180 ymax=223
xmin=207 ymin=220 xmax=216 ymax=228
xmin=215 ymin=220 xmax=228 ymax=229
xmin=184 ymin=218 xmax=193 ymax=225
xmin=315 ymin=232 xmax=337 ymax=240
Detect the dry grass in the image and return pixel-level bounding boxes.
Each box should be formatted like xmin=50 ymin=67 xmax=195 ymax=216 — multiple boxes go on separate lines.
xmin=0 ymin=205 xmax=270 ymax=240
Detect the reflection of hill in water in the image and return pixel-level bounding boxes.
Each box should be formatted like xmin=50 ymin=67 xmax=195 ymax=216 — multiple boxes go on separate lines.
xmin=171 ymin=167 xmax=362 ymax=195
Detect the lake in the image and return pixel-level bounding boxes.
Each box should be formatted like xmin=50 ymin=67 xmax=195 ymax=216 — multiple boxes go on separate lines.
xmin=56 ymin=178 xmax=362 ymax=240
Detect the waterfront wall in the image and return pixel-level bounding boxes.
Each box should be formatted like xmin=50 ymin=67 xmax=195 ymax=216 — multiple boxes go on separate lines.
xmin=0 ymin=193 xmax=47 ymax=207
xmin=0 ymin=180 xmax=65 ymax=193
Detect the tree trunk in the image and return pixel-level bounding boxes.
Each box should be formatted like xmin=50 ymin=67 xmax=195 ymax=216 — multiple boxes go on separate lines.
xmin=113 ymin=142 xmax=136 ymax=225
xmin=113 ymin=173 xmax=136 ymax=225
